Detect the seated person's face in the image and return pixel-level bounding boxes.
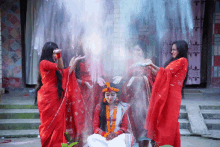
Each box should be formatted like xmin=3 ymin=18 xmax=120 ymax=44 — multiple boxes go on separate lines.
xmin=133 ymin=45 xmax=143 ymax=58
xmin=105 ymin=91 xmax=117 ymax=104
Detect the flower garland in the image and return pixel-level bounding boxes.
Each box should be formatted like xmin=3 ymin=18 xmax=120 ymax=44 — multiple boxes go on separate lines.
xmin=102 ymin=82 xmax=119 ymax=93
xmin=103 ymin=105 xmax=117 ymax=138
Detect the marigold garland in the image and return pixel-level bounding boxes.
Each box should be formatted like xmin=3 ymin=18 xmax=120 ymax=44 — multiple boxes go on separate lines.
xmin=104 ymin=105 xmax=117 ymax=138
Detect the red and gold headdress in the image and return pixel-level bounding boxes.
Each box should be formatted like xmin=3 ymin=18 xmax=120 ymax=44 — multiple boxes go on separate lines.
xmin=102 ymin=82 xmax=119 ymax=93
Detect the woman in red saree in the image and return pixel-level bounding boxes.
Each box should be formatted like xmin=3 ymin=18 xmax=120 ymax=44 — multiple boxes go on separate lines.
xmin=73 ymin=42 xmax=106 ymax=143
xmin=145 ymin=40 xmax=189 ymax=147
xmin=113 ymin=43 xmax=157 ymax=147
xmin=36 ymin=42 xmax=84 ymax=147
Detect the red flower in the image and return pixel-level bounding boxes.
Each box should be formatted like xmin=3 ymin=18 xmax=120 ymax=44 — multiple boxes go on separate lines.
xmin=107 ymin=87 xmax=112 ymax=92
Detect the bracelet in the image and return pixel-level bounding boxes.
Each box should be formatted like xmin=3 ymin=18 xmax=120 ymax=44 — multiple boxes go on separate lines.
xmin=82 ymin=80 xmax=85 ymax=86
xmin=56 ymin=53 xmax=61 ymax=59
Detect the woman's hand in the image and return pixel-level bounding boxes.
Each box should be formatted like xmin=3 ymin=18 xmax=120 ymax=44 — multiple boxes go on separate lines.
xmin=69 ymin=55 xmax=86 ymax=75
xmin=97 ymin=77 xmax=105 ymax=87
xmin=106 ymin=132 xmax=118 ymax=141
xmin=85 ymin=82 xmax=93 ymax=89
xmin=75 ymin=55 xmax=86 ymax=62
xmin=127 ymin=76 xmax=135 ymax=87
xmin=141 ymin=59 xmax=153 ymax=66
xmin=69 ymin=55 xmax=85 ymax=66
xmin=113 ymin=76 xmax=123 ymax=84
xmin=53 ymin=49 xmax=62 ymax=54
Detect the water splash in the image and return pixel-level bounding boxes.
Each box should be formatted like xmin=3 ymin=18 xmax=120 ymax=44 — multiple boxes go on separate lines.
xmin=32 ymin=0 xmax=113 ymax=81
xmin=32 ymin=0 xmax=194 ymax=77
xmin=117 ymin=0 xmax=194 ymax=67
xmin=119 ymin=0 xmax=193 ymax=40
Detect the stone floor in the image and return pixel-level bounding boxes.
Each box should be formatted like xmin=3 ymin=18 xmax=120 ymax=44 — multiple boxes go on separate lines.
xmin=0 ymin=136 xmax=220 ymax=147
xmin=1 ymin=87 xmax=220 ymax=105
xmin=0 ymin=87 xmax=220 ymax=147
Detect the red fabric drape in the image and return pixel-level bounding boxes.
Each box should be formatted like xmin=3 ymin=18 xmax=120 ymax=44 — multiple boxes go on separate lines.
xmin=66 ymin=70 xmax=85 ymax=141
xmin=78 ymin=60 xmax=105 ymax=134
xmin=145 ymin=58 xmax=188 ymax=147
xmin=38 ymin=60 xmax=85 ymax=147
xmin=120 ymin=59 xmax=156 ymax=139
xmin=38 ymin=60 xmax=69 ymax=147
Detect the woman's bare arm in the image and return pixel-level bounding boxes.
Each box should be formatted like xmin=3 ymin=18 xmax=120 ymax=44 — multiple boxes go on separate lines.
xmin=150 ymin=63 xmax=160 ymax=72
xmin=53 ymin=49 xmax=64 ymax=69
xmin=57 ymin=57 xmax=64 ymax=69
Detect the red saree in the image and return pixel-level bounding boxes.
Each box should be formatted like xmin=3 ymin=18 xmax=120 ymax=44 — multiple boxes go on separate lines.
xmin=120 ymin=59 xmax=156 ymax=140
xmin=65 ymin=69 xmax=85 ymax=142
xmin=37 ymin=60 xmax=84 ymax=147
xmin=77 ymin=59 xmax=105 ymax=141
xmin=145 ymin=58 xmax=188 ymax=147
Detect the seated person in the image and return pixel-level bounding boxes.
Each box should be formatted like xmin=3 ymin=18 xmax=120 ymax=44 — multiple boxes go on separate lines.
xmin=87 ymin=82 xmax=134 ymax=147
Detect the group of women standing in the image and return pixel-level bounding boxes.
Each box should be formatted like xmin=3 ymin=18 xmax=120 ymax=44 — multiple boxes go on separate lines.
xmin=36 ymin=40 xmax=188 ymax=147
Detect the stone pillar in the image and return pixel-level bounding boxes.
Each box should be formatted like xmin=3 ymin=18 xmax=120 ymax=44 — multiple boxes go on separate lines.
xmin=210 ymin=1 xmax=220 ymax=87
xmin=0 ymin=7 xmax=2 ymax=89
xmin=1 ymin=1 xmax=23 ymax=88
xmin=0 ymin=7 xmax=5 ymax=101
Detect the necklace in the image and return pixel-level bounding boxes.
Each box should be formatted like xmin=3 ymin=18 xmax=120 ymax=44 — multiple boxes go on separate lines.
xmin=104 ymin=105 xmax=117 ymax=138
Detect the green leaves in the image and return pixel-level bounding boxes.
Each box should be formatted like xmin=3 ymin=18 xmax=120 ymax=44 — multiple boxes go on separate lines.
xmin=61 ymin=142 xmax=78 ymax=147
xmin=62 ymin=132 xmax=78 ymax=147
xmin=61 ymin=143 xmax=68 ymax=147
xmin=64 ymin=132 xmax=73 ymax=143
xmin=69 ymin=142 xmax=78 ymax=147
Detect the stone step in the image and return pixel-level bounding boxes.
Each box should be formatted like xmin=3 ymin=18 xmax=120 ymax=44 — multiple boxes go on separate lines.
xmin=199 ymin=105 xmax=220 ymax=110
xmin=0 ymin=104 xmax=186 ymax=109
xmin=202 ymin=130 xmax=220 ymax=139
xmin=183 ymin=89 xmax=201 ymax=93
xmin=179 ymin=109 xmax=187 ymax=119
xmin=180 ymin=105 xmax=186 ymax=109
xmin=201 ymin=110 xmax=220 ymax=119
xmin=0 ymin=129 xmax=39 ymax=138
xmin=0 ymin=118 xmax=189 ymax=130
xmin=0 ymin=109 xmax=39 ymax=119
xmin=0 ymin=119 xmax=40 ymax=130
xmin=0 ymin=105 xmax=38 ymax=109
xmin=180 ymin=129 xmax=191 ymax=136
xmin=179 ymin=119 xmax=190 ymax=129
xmin=204 ymin=119 xmax=220 ymax=130
xmin=0 ymin=129 xmax=191 ymax=138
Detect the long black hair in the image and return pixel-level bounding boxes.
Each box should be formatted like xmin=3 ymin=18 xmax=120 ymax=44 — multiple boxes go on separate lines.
xmin=99 ymin=83 xmax=118 ymax=131
xmin=134 ymin=41 xmax=148 ymax=59
xmin=35 ymin=42 xmax=64 ymax=104
xmin=164 ymin=40 xmax=189 ymax=98
xmin=164 ymin=40 xmax=188 ymax=68
xmin=74 ymin=43 xmax=86 ymax=79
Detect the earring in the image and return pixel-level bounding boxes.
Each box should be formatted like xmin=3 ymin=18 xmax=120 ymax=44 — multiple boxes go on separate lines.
xmin=115 ymin=98 xmax=119 ymax=104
